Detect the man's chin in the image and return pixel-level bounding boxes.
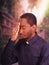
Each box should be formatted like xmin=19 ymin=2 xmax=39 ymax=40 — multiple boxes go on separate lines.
xmin=20 ymin=36 xmax=26 ymax=39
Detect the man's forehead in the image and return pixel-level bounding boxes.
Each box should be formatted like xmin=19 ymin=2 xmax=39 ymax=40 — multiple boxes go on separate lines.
xmin=19 ymin=18 xmax=28 ymax=25
xmin=19 ymin=18 xmax=27 ymax=21
xmin=19 ymin=18 xmax=31 ymax=28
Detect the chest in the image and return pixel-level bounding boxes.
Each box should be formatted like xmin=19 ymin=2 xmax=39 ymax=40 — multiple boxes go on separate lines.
xmin=16 ymin=43 xmax=42 ymax=65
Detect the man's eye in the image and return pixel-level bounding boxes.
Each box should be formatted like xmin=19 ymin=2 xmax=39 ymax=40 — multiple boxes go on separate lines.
xmin=20 ymin=27 xmax=25 ymax=29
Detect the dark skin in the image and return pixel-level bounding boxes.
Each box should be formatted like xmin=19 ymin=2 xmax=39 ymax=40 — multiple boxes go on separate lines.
xmin=2 ymin=14 xmax=37 ymax=42
xmin=10 ymin=18 xmax=37 ymax=41
xmin=19 ymin=18 xmax=37 ymax=40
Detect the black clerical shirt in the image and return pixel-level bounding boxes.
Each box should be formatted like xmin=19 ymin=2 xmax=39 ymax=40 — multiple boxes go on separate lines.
xmin=1 ymin=34 xmax=49 ymax=65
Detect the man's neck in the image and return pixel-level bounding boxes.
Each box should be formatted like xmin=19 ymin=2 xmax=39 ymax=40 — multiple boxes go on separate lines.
xmin=26 ymin=33 xmax=36 ymax=41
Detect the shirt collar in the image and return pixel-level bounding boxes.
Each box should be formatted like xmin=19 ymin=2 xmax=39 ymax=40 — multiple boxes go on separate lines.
xmin=26 ymin=34 xmax=38 ymax=45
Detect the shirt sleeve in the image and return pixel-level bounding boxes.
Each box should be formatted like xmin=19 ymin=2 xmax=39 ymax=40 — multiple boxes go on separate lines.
xmin=1 ymin=39 xmax=18 ymax=65
xmin=40 ymin=43 xmax=49 ymax=65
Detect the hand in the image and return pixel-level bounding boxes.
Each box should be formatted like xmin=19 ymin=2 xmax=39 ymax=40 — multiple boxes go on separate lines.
xmin=10 ymin=22 xmax=20 ymax=41
xmin=2 ymin=13 xmax=20 ymax=41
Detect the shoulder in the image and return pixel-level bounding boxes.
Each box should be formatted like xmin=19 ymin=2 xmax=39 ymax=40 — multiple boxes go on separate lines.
xmin=37 ymin=35 xmax=49 ymax=51
xmin=31 ymin=34 xmax=49 ymax=49
xmin=34 ymin=35 xmax=49 ymax=56
xmin=36 ymin=35 xmax=47 ymax=44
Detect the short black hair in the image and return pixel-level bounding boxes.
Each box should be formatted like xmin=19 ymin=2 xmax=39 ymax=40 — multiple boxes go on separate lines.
xmin=20 ymin=13 xmax=37 ymax=26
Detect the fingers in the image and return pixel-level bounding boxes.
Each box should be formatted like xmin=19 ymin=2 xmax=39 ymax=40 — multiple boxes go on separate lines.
xmin=10 ymin=22 xmax=20 ymax=40
xmin=17 ymin=22 xmax=20 ymax=32
xmin=12 ymin=22 xmax=20 ymax=33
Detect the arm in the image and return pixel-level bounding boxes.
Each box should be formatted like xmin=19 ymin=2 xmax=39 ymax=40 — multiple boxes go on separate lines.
xmin=1 ymin=14 xmax=20 ymax=65
xmin=1 ymin=39 xmax=18 ymax=65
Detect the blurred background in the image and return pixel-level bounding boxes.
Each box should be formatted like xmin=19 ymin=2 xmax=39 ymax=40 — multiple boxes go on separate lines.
xmin=0 ymin=0 xmax=49 ymax=65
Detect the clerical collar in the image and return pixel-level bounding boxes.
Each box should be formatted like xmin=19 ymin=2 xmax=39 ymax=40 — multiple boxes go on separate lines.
xmin=26 ymin=41 xmax=29 ymax=45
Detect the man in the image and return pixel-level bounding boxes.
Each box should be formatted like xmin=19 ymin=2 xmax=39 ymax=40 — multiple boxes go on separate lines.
xmin=1 ymin=13 xmax=49 ymax=65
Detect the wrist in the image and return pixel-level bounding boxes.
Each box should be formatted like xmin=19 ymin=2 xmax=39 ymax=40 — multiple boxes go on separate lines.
xmin=10 ymin=38 xmax=16 ymax=42
xmin=9 ymin=38 xmax=16 ymax=43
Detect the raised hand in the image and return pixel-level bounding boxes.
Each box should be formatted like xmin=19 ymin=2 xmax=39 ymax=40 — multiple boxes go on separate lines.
xmin=2 ymin=12 xmax=20 ymax=41
xmin=10 ymin=22 xmax=20 ymax=41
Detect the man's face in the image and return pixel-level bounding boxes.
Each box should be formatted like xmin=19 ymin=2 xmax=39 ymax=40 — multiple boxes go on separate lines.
xmin=19 ymin=18 xmax=32 ymax=39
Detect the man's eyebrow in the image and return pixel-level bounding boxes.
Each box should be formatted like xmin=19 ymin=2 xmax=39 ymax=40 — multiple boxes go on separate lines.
xmin=20 ymin=25 xmax=26 ymax=27
xmin=21 ymin=24 xmax=29 ymax=27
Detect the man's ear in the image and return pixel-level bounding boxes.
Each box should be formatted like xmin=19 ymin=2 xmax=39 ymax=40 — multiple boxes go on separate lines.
xmin=31 ymin=25 xmax=37 ymax=29
xmin=31 ymin=25 xmax=37 ymax=32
